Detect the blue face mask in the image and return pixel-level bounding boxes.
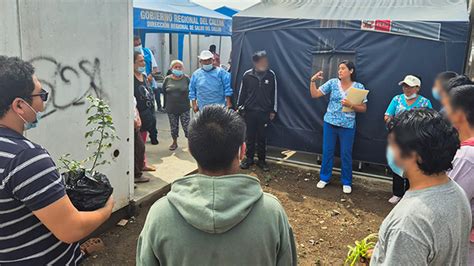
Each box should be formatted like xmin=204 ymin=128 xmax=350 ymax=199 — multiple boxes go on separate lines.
xmin=137 ymin=66 xmax=146 ymax=73
xmin=202 ymin=64 xmax=213 ymax=71
xmin=432 ymin=88 xmax=441 ymax=101
xmin=386 ymin=146 xmax=404 ymax=177
xmin=171 ymin=69 xmax=184 ymax=77
xmin=18 ymin=101 xmax=43 ymax=131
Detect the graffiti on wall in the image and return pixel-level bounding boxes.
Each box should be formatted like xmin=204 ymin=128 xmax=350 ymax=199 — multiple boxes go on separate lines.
xmin=28 ymin=56 xmax=107 ymax=119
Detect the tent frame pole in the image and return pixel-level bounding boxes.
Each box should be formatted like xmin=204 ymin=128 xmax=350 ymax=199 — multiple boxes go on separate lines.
xmin=189 ymin=32 xmax=192 ymax=74
xmin=219 ymin=36 xmax=222 ymax=57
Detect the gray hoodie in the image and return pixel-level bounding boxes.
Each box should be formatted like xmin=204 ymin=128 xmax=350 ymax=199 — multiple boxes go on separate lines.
xmin=136 ymin=174 xmax=297 ymax=266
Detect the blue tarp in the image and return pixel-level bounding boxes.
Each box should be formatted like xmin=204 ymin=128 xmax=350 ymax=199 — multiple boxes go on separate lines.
xmin=134 ymin=0 xmax=232 ymax=36
xmin=232 ymin=0 xmax=470 ymax=165
xmin=214 ymin=6 xmax=239 ymax=18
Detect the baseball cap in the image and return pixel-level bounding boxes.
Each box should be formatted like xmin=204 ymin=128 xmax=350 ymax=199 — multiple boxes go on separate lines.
xmin=398 ymin=75 xmax=421 ymax=87
xmin=198 ymin=50 xmax=214 ymax=60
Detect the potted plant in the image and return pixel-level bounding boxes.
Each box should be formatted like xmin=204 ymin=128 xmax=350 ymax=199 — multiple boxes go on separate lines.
xmin=59 ymin=96 xmax=119 ymax=211
xmin=345 ymin=233 xmax=378 ymax=266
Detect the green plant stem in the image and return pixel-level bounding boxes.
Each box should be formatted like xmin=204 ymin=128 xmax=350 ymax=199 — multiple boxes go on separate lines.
xmin=61 ymin=160 xmax=71 ymax=172
xmin=90 ymin=113 xmax=106 ymax=174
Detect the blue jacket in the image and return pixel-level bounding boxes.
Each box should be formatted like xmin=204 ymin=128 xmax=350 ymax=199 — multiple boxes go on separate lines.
xmin=189 ymin=67 xmax=233 ymax=110
xmin=143 ymin=47 xmax=153 ymax=75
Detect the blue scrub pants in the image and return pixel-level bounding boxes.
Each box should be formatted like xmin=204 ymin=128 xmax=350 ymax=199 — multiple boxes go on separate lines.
xmin=320 ymin=122 xmax=356 ymax=186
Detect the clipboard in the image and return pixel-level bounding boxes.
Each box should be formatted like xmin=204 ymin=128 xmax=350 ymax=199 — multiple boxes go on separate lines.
xmin=342 ymin=87 xmax=370 ymax=112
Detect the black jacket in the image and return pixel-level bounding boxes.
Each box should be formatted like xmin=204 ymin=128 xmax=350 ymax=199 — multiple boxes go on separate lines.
xmin=237 ymin=69 xmax=278 ymax=113
xmin=134 ymin=74 xmax=156 ymax=132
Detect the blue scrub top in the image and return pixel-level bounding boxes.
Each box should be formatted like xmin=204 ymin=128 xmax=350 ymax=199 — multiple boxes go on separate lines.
xmin=319 ymin=78 xmax=367 ymax=129
xmin=189 ymin=67 xmax=233 ymax=110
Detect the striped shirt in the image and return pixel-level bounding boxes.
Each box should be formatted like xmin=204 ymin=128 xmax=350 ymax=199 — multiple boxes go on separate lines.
xmin=0 ymin=127 xmax=82 ymax=265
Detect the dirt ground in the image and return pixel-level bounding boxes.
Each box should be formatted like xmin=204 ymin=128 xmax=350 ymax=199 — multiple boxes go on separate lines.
xmin=83 ymin=163 xmax=393 ymax=266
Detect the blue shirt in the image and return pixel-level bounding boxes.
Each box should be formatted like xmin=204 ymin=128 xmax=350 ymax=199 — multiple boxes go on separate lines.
xmin=385 ymin=94 xmax=432 ymax=116
xmin=189 ymin=67 xmax=233 ymax=110
xmin=142 ymin=47 xmax=154 ymax=76
xmin=0 ymin=127 xmax=82 ymax=265
xmin=319 ymin=78 xmax=367 ymax=129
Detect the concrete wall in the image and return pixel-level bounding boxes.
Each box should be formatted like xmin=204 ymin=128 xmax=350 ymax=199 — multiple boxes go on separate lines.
xmin=0 ymin=0 xmax=134 ymax=210
xmin=0 ymin=0 xmax=21 ymax=56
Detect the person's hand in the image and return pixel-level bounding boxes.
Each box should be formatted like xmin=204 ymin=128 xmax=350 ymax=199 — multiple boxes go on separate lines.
xmin=360 ymin=249 xmax=373 ymax=265
xmin=311 ymin=71 xmax=324 ymax=82
xmin=193 ymin=103 xmax=199 ymax=113
xmin=269 ymin=112 xmax=276 ymax=121
xmin=134 ymin=118 xmax=142 ymax=130
xmin=341 ymin=99 xmax=353 ymax=108
xmin=147 ymin=74 xmax=153 ymax=83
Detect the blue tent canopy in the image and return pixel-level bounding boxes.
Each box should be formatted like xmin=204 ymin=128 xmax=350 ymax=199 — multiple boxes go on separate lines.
xmin=134 ymin=0 xmax=232 ymax=36
xmin=214 ymin=6 xmax=239 ymax=18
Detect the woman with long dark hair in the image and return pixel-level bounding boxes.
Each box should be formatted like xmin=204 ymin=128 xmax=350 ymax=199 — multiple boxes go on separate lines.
xmin=309 ymin=61 xmax=368 ymax=194
xmin=134 ymin=51 xmax=157 ymax=172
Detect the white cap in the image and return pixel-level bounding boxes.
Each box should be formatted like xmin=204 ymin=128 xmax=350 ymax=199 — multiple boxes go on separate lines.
xmin=398 ymin=75 xmax=421 ymax=87
xmin=198 ymin=50 xmax=214 ymax=60
xmin=169 ymin=59 xmax=184 ymax=69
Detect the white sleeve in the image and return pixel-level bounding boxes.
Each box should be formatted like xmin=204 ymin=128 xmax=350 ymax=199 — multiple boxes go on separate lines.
xmin=271 ymin=70 xmax=278 ymax=112
xmin=150 ymin=51 xmax=158 ymax=68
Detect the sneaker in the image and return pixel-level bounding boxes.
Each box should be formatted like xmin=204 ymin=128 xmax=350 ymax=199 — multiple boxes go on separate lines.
xmin=169 ymin=143 xmax=178 ymax=151
xmin=388 ymin=195 xmax=401 ymax=204
xmin=151 ymin=138 xmax=159 ymax=145
xmin=343 ymin=185 xmax=352 ymax=194
xmin=240 ymin=158 xmax=254 ymax=169
xmin=257 ymin=160 xmax=269 ymax=172
xmin=316 ymin=181 xmax=327 ymax=189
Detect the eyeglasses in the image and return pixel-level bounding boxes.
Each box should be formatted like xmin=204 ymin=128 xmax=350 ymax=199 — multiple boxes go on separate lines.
xmin=31 ymin=89 xmax=49 ymax=102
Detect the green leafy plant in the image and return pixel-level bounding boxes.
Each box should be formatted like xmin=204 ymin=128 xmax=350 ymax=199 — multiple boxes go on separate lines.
xmin=59 ymin=96 xmax=119 ymax=176
xmin=345 ymin=233 xmax=378 ymax=266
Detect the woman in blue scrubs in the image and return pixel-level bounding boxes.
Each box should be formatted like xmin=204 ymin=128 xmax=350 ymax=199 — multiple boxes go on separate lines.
xmin=309 ymin=61 xmax=368 ymax=194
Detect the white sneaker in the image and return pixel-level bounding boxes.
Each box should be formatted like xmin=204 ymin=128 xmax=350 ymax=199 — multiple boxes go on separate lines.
xmin=343 ymin=185 xmax=352 ymax=194
xmin=388 ymin=196 xmax=401 ymax=204
xmin=316 ymin=181 xmax=327 ymax=189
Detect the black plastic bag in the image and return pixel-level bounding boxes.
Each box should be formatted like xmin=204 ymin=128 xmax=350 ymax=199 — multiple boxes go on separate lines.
xmin=62 ymin=170 xmax=113 ymax=211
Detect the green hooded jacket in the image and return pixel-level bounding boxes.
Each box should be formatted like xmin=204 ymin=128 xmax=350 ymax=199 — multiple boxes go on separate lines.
xmin=136 ymin=174 xmax=297 ymax=266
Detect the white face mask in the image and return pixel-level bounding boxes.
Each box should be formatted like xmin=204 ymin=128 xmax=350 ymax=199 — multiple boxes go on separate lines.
xmin=404 ymin=93 xmax=418 ymax=100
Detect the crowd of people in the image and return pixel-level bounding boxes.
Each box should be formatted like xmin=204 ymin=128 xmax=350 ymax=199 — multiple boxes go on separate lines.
xmin=132 ymin=36 xmax=234 ymax=183
xmin=0 ymin=36 xmax=473 ymax=264
xmin=308 ymin=62 xmax=474 ymax=264
xmin=129 ymin=38 xmax=474 ymax=264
